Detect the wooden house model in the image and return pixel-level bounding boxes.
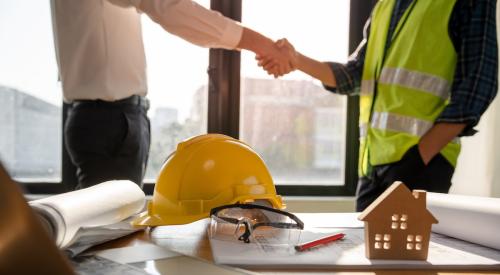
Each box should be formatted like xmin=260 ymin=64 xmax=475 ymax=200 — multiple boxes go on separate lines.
xmin=358 ymin=181 xmax=438 ymax=260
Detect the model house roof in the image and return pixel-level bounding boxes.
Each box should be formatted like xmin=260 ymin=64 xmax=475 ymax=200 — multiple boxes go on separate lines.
xmin=358 ymin=181 xmax=438 ymax=224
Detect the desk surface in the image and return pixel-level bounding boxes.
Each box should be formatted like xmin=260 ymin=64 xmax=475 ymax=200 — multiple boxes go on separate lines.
xmin=95 ymin=213 xmax=500 ymax=275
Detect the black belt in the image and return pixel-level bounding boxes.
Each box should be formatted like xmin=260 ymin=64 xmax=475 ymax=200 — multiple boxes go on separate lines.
xmin=71 ymin=95 xmax=149 ymax=110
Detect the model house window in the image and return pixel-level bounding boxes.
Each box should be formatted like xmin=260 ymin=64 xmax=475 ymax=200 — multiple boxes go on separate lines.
xmin=407 ymin=234 xmax=423 ymax=250
xmin=391 ymin=214 xmax=408 ymax=230
xmin=374 ymin=233 xmax=391 ymax=250
xmin=0 ymin=2 xmax=62 ymax=182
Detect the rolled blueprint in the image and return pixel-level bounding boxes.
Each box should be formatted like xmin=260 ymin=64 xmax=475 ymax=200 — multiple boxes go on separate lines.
xmin=30 ymin=180 xmax=145 ymax=249
xmin=427 ymin=192 xmax=500 ymax=250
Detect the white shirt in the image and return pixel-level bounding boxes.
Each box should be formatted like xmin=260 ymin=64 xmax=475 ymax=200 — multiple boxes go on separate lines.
xmin=51 ymin=0 xmax=243 ymax=102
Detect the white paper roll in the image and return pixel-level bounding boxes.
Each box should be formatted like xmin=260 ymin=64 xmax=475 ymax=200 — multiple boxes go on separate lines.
xmin=30 ymin=180 xmax=145 ymax=248
xmin=427 ymin=192 xmax=500 ymax=250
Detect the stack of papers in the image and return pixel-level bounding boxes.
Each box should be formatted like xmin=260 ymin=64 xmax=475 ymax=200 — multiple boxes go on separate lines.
xmin=30 ymin=180 xmax=146 ymax=256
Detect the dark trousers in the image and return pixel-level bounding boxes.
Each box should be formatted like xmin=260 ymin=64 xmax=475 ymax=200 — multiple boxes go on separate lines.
xmin=356 ymin=145 xmax=454 ymax=211
xmin=64 ymin=96 xmax=150 ymax=189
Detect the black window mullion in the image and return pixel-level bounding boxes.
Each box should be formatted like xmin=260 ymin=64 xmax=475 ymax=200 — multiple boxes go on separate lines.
xmin=207 ymin=0 xmax=242 ymax=138
xmin=343 ymin=0 xmax=377 ymax=195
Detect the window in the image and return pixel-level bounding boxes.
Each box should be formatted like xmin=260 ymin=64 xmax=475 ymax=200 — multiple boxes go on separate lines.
xmin=407 ymin=234 xmax=423 ymax=250
xmin=0 ymin=2 xmax=62 ymax=182
xmin=5 ymin=0 xmax=373 ymax=195
xmin=374 ymin=233 xmax=391 ymax=250
xmin=240 ymin=1 xmax=350 ymax=187
xmin=141 ymin=0 xmax=210 ymax=180
xmin=391 ymin=214 xmax=408 ymax=230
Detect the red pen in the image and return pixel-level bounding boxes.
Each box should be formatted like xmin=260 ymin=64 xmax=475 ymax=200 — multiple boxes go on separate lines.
xmin=294 ymin=233 xmax=345 ymax=252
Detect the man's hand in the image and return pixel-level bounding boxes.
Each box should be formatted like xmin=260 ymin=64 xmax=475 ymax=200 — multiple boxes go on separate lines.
xmin=418 ymin=123 xmax=466 ymax=164
xmin=256 ymin=38 xmax=297 ymax=78
xmin=237 ymin=29 xmax=294 ymax=78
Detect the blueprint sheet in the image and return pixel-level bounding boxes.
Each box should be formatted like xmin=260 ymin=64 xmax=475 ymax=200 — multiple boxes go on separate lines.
xmin=210 ymin=223 xmax=500 ymax=269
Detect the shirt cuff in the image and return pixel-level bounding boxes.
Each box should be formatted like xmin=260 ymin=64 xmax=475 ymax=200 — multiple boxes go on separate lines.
xmin=322 ymin=62 xmax=359 ymax=95
xmin=435 ymin=117 xmax=478 ymax=137
xmin=219 ymin=18 xmax=243 ymax=49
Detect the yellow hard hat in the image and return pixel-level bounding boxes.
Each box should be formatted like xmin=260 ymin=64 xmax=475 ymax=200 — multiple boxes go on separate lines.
xmin=132 ymin=134 xmax=284 ymax=226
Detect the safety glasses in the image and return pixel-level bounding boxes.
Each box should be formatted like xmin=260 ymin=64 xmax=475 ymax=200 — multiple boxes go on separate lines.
xmin=209 ymin=203 xmax=304 ymax=244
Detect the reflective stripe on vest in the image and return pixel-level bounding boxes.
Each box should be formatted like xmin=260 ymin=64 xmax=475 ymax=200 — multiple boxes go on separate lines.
xmin=379 ymin=67 xmax=451 ymax=100
xmin=359 ymin=111 xmax=460 ymax=143
xmin=360 ymin=68 xmax=451 ymax=100
xmin=360 ymin=80 xmax=375 ymax=96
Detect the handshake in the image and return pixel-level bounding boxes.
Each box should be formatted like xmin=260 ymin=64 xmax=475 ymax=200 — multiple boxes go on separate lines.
xmin=256 ymin=38 xmax=298 ymax=78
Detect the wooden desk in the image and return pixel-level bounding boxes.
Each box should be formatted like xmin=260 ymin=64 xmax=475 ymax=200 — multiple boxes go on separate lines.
xmin=96 ymin=214 xmax=500 ymax=275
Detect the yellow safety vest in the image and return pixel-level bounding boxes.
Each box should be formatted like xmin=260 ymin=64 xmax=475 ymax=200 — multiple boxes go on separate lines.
xmin=359 ymin=0 xmax=461 ymax=176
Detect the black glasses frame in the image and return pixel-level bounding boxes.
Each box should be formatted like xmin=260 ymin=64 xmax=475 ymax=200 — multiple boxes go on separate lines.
xmin=210 ymin=203 xmax=304 ymax=243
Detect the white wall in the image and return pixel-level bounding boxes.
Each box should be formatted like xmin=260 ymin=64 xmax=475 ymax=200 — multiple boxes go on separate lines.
xmin=452 ymin=96 xmax=500 ymax=197
xmin=450 ymin=5 xmax=500 ymax=198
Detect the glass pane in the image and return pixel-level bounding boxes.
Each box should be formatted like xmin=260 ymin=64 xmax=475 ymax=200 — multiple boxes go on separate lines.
xmin=0 ymin=2 xmax=62 ymax=181
xmin=142 ymin=0 xmax=209 ymax=180
xmin=241 ymin=1 xmax=350 ymax=185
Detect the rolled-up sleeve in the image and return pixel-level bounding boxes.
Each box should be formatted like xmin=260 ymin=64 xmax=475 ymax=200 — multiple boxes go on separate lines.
xmin=436 ymin=0 xmax=498 ymax=136
xmin=324 ymin=47 xmax=366 ymax=96
xmin=110 ymin=0 xmax=243 ymax=49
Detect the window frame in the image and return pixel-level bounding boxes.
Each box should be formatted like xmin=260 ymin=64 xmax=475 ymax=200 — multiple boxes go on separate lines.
xmin=20 ymin=0 xmax=376 ymax=196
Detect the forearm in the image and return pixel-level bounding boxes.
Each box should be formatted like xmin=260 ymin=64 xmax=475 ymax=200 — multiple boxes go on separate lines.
xmin=296 ymin=52 xmax=336 ymax=87
xmin=418 ymin=123 xmax=466 ymax=164
xmin=237 ymin=27 xmax=275 ymax=56
xmin=137 ymin=0 xmax=243 ymax=49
